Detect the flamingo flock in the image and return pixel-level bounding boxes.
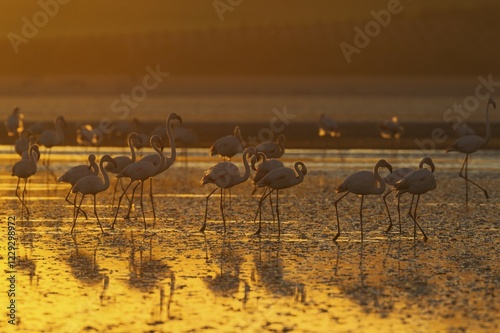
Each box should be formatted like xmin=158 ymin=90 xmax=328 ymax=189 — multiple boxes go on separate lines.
xmin=6 ymin=97 xmax=497 ymax=242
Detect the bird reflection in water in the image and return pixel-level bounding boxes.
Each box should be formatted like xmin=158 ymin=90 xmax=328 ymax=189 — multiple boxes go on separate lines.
xmin=251 ymin=239 xmax=306 ymax=302
xmin=127 ymin=232 xmax=176 ymax=320
xmin=68 ymin=234 xmax=105 ymax=285
xmin=204 ymin=237 xmax=245 ymax=299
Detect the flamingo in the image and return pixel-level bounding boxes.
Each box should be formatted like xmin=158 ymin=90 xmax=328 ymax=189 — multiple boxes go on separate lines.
xmin=12 ymin=144 xmax=39 ymax=217
xmin=446 ymin=98 xmax=495 ymax=205
xmin=200 ymin=146 xmax=257 ymax=233
xmin=6 ymin=107 xmax=24 ymax=137
xmin=250 ymin=152 xmax=285 ymax=223
xmin=58 ymin=154 xmax=99 ymax=220
xmin=318 ymin=113 xmax=341 ymax=138
xmin=105 ymin=132 xmax=140 ymax=206
xmin=37 ymin=115 xmax=67 ymax=180
xmin=210 ymin=125 xmax=245 ymax=160
xmin=254 ymin=161 xmax=307 ymax=236
xmin=383 ymin=156 xmax=435 ymax=234
xmin=379 ymin=116 xmax=404 ymax=139
xmin=256 ymin=134 xmax=286 ymax=159
xmin=333 ymin=159 xmax=392 ymax=241
xmin=111 ymin=135 xmax=165 ymax=231
xmin=72 ymin=155 xmax=117 ymax=233
xmin=394 ymin=160 xmax=437 ymax=241
xmin=128 ymin=113 xmax=182 ymax=221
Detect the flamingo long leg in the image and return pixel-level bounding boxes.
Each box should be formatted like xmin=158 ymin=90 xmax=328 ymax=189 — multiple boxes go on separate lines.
xmin=383 ymin=190 xmax=394 ymax=232
xmin=408 ymin=195 xmax=428 ymax=241
xmin=275 ymin=190 xmax=280 ymax=237
xmin=93 ymin=194 xmax=104 ymax=233
xmin=65 ymin=186 xmax=88 ymax=220
xmin=254 ymin=188 xmax=274 ymax=235
xmin=111 ymin=179 xmax=134 ymax=229
xmin=333 ymin=192 xmax=349 ymax=241
xmin=459 ymin=154 xmax=488 ymax=204
xmin=149 ymin=178 xmax=156 ymax=224
xmin=140 ymin=182 xmax=147 ymax=231
xmin=359 ymin=195 xmax=364 ymax=241
xmin=125 ymin=181 xmax=141 ymax=219
xmin=72 ymin=194 xmax=86 ymax=233
xmin=200 ymin=187 xmax=218 ymax=233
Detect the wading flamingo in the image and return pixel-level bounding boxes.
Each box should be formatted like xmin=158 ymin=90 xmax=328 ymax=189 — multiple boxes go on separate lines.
xmin=383 ymin=156 xmax=435 ymax=234
xmin=72 ymin=155 xmax=117 ymax=233
xmin=111 ymin=135 xmax=165 ymax=231
xmin=250 ymin=152 xmax=284 ymax=223
xmin=38 ymin=115 xmax=67 ymax=180
xmin=12 ymin=144 xmax=39 ymax=217
xmin=58 ymin=154 xmax=99 ymax=219
xmin=210 ymin=125 xmax=245 ymax=160
xmin=105 ymin=132 xmax=140 ymax=206
xmin=333 ymin=159 xmax=393 ymax=241
xmin=446 ymin=98 xmax=495 ymax=205
xmin=394 ymin=160 xmax=437 ymax=241
xmin=173 ymin=124 xmax=197 ymax=167
xmin=254 ymin=161 xmax=307 ymax=236
xmin=200 ymin=146 xmax=257 ymax=233
xmin=256 ymin=134 xmax=286 ymax=159
xmin=128 ymin=113 xmax=182 ymax=221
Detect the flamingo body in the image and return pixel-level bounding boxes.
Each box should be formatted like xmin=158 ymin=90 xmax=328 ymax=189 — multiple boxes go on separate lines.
xmin=210 ymin=126 xmax=245 ymax=159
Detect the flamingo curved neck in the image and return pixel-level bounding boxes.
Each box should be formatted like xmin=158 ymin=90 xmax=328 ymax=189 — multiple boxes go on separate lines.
xmin=240 ymin=152 xmax=252 ymax=183
xmin=373 ymin=165 xmax=386 ymax=194
xmin=100 ymin=159 xmax=111 ymax=189
xmin=164 ymin=118 xmax=177 ymax=169
xmin=128 ymin=135 xmax=137 ymax=162
xmin=154 ymin=142 xmax=166 ymax=174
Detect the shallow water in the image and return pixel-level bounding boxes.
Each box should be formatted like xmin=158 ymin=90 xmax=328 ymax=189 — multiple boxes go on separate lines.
xmin=1 ymin=147 xmax=499 ymax=332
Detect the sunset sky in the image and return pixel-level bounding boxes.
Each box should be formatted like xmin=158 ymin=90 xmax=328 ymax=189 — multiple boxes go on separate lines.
xmin=1 ymin=0 xmax=499 ymax=77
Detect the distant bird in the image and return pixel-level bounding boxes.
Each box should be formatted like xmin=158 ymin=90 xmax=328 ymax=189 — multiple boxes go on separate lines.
xmin=72 ymin=155 xmax=117 ymax=233
xmin=37 ymin=115 xmax=67 ymax=180
xmin=394 ymin=159 xmax=437 ymax=241
xmin=256 ymin=135 xmax=286 ymax=159
xmin=6 ymin=107 xmax=24 ymax=137
xmin=58 ymin=154 xmax=99 ymax=220
xmin=384 ymin=156 xmax=435 ymax=234
xmin=111 ymin=135 xmax=165 ymax=231
xmin=254 ymin=161 xmax=307 ymax=236
xmin=446 ymin=98 xmax=495 ymax=205
xmin=76 ymin=124 xmax=101 ymax=150
xmin=333 ymin=159 xmax=393 ymax=241
xmin=21 ymin=137 xmax=40 ymax=162
xmin=105 ymin=132 xmax=140 ymax=206
xmin=210 ymin=126 xmax=245 ymax=160
xmin=200 ymin=146 xmax=257 ymax=233
xmin=12 ymin=144 xmax=39 ymax=217
xmin=379 ymin=116 xmax=404 ymax=139
xmin=318 ymin=113 xmax=341 ymax=138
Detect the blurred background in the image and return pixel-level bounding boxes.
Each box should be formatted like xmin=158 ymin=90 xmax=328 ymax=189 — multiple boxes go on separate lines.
xmin=1 ymin=0 xmax=499 ymax=147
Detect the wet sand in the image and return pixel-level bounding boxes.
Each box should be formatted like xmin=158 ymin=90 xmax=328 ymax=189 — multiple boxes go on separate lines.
xmin=1 ymin=148 xmax=499 ymax=332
